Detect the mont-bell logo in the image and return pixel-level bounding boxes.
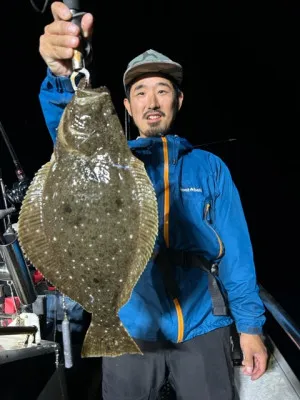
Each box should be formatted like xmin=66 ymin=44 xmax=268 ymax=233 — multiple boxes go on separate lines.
xmin=180 ymin=187 xmax=203 ymax=192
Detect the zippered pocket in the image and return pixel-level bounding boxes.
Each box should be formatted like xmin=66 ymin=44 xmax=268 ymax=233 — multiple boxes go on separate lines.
xmin=204 ymin=202 xmax=224 ymax=259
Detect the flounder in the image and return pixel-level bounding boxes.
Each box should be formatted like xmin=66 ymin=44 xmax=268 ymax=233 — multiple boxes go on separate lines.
xmin=17 ymin=83 xmax=158 ymax=357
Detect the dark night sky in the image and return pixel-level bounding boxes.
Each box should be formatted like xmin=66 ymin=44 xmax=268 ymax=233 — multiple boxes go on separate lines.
xmin=1 ymin=0 xmax=299 ymax=365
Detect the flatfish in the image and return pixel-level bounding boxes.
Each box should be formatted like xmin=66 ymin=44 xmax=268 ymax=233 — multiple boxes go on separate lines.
xmin=17 ymin=83 xmax=158 ymax=357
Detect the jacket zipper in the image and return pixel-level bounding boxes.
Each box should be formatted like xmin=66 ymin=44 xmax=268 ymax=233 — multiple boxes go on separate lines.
xmin=161 ymin=137 xmax=184 ymax=342
xmin=204 ymin=203 xmax=224 ymax=259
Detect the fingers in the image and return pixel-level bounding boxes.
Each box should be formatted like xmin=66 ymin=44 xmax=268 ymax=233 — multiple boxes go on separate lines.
xmin=39 ymin=28 xmax=76 ymax=76
xmin=81 ymin=13 xmax=94 ymax=38
xmin=42 ymin=25 xmax=80 ymax=50
xmin=50 ymin=1 xmax=94 ymax=39
xmin=242 ymin=351 xmax=268 ymax=380
xmin=250 ymin=353 xmax=268 ymax=380
xmin=40 ymin=40 xmax=74 ymax=62
xmin=44 ymin=20 xmax=80 ymax=36
xmin=241 ymin=356 xmax=254 ymax=376
xmin=40 ymin=29 xmax=79 ymax=56
xmin=51 ymin=1 xmax=72 ymax=21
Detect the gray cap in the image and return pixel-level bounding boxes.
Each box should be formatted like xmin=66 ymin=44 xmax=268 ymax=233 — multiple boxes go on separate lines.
xmin=123 ymin=49 xmax=183 ymax=89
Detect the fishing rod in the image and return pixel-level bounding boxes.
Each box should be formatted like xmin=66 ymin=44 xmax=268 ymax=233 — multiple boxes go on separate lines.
xmin=0 ymin=121 xmax=30 ymax=205
xmin=0 ymin=122 xmax=26 ymax=183
xmin=29 ymin=0 xmax=51 ymax=13
xmin=193 ymin=137 xmax=237 ymax=149
xmin=0 ymin=125 xmax=37 ymax=307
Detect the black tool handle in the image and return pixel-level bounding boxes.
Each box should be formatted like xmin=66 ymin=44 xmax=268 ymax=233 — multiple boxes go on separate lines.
xmin=63 ymin=0 xmax=83 ymax=29
xmin=63 ymin=0 xmax=93 ymax=74
xmin=63 ymin=0 xmax=81 ymax=12
xmin=63 ymin=0 xmax=85 ymax=70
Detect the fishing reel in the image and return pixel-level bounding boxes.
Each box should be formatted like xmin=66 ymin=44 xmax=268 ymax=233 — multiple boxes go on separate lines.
xmin=0 ymin=121 xmax=30 ymax=206
xmin=5 ymin=178 xmax=30 ymax=205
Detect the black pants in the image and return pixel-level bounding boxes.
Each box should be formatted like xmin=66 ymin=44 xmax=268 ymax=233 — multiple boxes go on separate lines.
xmin=102 ymin=326 xmax=235 ymax=400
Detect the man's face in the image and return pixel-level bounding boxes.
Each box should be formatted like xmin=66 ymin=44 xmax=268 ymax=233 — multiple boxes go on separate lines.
xmin=124 ymin=75 xmax=183 ymax=138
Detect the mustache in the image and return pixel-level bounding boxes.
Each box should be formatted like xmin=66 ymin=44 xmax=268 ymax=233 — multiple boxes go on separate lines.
xmin=143 ymin=111 xmax=165 ymax=119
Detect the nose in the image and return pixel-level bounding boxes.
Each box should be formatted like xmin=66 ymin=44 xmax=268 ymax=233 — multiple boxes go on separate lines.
xmin=148 ymin=93 xmax=159 ymax=110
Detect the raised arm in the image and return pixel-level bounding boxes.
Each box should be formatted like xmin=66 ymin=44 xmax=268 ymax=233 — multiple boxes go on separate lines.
xmin=38 ymin=1 xmax=93 ymax=142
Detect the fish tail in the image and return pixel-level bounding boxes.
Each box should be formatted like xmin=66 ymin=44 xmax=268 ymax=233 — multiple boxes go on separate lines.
xmin=81 ymin=317 xmax=143 ymax=358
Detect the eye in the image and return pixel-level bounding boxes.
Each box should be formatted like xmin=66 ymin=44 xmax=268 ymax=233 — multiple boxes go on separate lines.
xmin=136 ymin=91 xmax=145 ymax=96
xmin=158 ymin=89 xmax=168 ymax=94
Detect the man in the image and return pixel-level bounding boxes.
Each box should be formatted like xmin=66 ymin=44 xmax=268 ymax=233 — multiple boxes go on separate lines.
xmin=38 ymin=2 xmax=268 ymax=399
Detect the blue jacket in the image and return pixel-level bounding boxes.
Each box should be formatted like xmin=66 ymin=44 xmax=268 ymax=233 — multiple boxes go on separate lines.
xmin=39 ymin=69 xmax=266 ymax=341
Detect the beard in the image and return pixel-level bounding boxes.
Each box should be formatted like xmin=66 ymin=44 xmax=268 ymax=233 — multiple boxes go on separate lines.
xmin=143 ymin=120 xmax=171 ymax=137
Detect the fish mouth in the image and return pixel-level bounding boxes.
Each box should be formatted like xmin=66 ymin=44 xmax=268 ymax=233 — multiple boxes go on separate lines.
xmin=76 ymin=85 xmax=110 ymax=96
xmin=74 ymin=90 xmax=110 ymax=105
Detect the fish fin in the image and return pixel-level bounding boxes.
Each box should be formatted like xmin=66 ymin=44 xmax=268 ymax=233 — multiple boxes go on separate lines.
xmin=81 ymin=316 xmax=143 ymax=357
xmin=118 ymin=157 xmax=159 ymax=309
xmin=18 ymin=161 xmax=55 ymax=282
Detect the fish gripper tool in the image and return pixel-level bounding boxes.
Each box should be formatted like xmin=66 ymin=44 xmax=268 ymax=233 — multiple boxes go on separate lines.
xmin=63 ymin=0 xmax=92 ymax=90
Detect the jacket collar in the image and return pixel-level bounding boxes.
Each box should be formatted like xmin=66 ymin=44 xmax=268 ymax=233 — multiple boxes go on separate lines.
xmin=128 ymin=134 xmax=193 ymax=163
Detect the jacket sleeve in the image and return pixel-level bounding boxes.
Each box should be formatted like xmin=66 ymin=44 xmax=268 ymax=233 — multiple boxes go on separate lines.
xmin=39 ymin=68 xmax=74 ymax=144
xmin=211 ymin=154 xmax=266 ymax=334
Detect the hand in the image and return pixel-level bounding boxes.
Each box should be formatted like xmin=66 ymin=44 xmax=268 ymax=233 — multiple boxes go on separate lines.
xmin=239 ymin=333 xmax=268 ymax=380
xmin=39 ymin=1 xmax=93 ymax=77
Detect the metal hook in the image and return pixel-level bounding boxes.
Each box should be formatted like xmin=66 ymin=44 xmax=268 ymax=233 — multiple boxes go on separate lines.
xmin=70 ymin=68 xmax=90 ymax=91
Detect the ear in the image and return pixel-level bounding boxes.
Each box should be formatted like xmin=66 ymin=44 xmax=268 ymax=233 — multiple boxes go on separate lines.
xmin=178 ymin=91 xmax=184 ymax=111
xmin=124 ymin=98 xmax=132 ymax=117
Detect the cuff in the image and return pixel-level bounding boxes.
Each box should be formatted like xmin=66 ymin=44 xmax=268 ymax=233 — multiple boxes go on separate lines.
xmin=236 ymin=324 xmax=264 ymax=335
xmin=46 ymin=68 xmax=74 ymax=93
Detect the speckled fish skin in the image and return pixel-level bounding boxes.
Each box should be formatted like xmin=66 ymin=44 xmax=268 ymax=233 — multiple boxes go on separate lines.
xmin=17 ymin=84 xmax=158 ymax=357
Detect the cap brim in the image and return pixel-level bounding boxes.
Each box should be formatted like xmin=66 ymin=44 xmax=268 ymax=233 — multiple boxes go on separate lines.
xmin=123 ymin=61 xmax=182 ymax=88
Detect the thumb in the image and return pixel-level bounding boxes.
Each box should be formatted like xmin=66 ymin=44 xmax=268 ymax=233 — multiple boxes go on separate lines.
xmin=81 ymin=13 xmax=94 ymax=39
xmin=242 ymin=353 xmax=254 ymax=375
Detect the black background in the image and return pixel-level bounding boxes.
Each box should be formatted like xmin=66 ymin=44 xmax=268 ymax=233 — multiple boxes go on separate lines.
xmin=1 ymin=0 xmax=299 ymax=378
